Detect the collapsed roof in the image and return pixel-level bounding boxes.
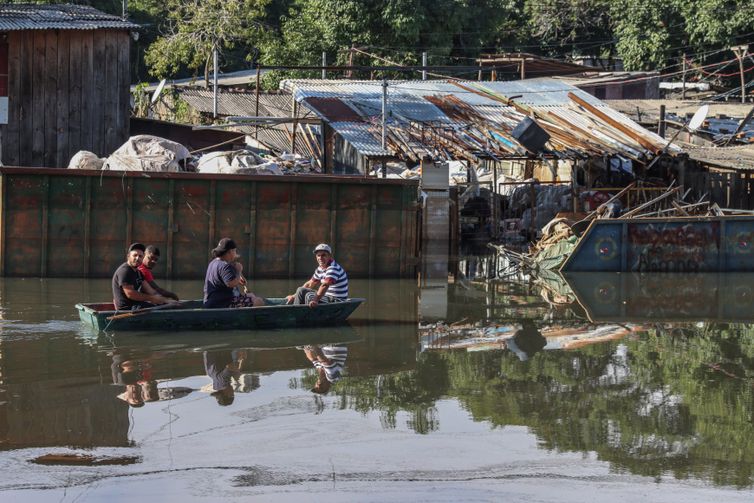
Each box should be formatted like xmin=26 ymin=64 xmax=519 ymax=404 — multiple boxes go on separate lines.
xmin=280 ymin=78 xmax=677 ymax=164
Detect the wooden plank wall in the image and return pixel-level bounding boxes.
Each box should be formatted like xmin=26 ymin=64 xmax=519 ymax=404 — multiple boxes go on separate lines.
xmin=0 ymin=29 xmax=131 ymax=168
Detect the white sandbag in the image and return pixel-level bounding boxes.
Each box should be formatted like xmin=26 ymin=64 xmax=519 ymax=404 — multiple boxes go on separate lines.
xmin=103 ymin=135 xmax=190 ymax=172
xmin=196 ymin=151 xmax=234 ymax=173
xmin=67 ymin=150 xmax=104 ymax=170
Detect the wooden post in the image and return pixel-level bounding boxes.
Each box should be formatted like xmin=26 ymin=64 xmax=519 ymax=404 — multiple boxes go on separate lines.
xmin=659 ymin=104 xmax=666 ymax=138
xmin=291 ymin=99 xmax=298 ymax=154
xmin=520 ymin=57 xmax=526 ymax=80
xmin=731 ymin=45 xmax=749 ymax=104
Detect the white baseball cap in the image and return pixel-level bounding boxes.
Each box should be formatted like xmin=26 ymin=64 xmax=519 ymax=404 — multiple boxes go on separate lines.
xmin=313 ymin=243 xmax=332 ymax=254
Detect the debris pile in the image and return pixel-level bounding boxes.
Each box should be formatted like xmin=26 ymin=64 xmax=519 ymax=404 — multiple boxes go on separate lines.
xmin=490 ymin=181 xmax=734 ymax=272
xmin=68 ymin=135 xmax=322 ymax=175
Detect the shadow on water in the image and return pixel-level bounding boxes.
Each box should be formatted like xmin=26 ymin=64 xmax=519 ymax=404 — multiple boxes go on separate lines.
xmin=1 ymin=272 xmax=754 ymax=489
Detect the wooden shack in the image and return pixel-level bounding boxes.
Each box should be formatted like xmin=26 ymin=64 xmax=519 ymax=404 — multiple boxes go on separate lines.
xmin=0 ymin=4 xmax=137 ymax=168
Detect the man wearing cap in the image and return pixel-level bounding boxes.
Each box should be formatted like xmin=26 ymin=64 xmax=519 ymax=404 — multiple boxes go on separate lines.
xmin=203 ymin=237 xmax=265 ymax=308
xmin=138 ymin=245 xmax=179 ymax=301
xmin=286 ymin=243 xmax=349 ymax=308
xmin=112 ymin=242 xmax=177 ymax=311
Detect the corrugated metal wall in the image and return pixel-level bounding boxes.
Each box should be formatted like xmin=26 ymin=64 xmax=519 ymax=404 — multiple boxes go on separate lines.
xmin=0 ymin=168 xmax=420 ymax=279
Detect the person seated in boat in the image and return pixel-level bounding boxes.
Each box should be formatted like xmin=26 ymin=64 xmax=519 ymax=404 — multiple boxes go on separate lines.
xmin=302 ymin=344 xmax=348 ymax=394
xmin=112 ymin=242 xmax=177 ymax=311
xmin=286 ymin=243 xmax=348 ymax=308
xmin=203 ymin=238 xmax=265 ymax=309
xmin=138 ymin=245 xmax=179 ymax=301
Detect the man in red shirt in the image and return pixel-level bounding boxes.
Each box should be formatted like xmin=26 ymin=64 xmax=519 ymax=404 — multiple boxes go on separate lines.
xmin=138 ymin=245 xmax=179 ymax=301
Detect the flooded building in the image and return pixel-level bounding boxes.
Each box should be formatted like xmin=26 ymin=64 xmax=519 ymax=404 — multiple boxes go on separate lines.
xmin=0 ymin=4 xmax=137 ymax=168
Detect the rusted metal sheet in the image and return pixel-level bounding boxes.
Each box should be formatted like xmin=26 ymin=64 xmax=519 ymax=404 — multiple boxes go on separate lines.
xmin=561 ymin=215 xmax=754 ymax=272
xmin=0 ymin=167 xmax=419 ymax=279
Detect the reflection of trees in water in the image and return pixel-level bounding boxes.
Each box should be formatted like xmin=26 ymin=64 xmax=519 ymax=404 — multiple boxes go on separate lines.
xmin=294 ymin=324 xmax=754 ymax=487
xmin=292 ymin=354 xmax=449 ymax=434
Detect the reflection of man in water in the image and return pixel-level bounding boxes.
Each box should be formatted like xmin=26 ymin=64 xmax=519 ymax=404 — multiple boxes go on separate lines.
xmin=303 ymin=345 xmax=348 ymax=394
xmin=112 ymin=355 xmax=158 ymax=408
xmin=506 ymin=321 xmax=546 ymax=361
xmin=203 ymin=350 xmax=245 ymax=406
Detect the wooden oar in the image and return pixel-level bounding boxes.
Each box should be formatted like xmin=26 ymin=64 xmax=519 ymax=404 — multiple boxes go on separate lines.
xmin=106 ymin=301 xmax=185 ymax=321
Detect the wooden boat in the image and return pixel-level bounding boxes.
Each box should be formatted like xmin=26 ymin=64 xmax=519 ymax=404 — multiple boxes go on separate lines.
xmin=75 ymin=298 xmax=365 ymax=332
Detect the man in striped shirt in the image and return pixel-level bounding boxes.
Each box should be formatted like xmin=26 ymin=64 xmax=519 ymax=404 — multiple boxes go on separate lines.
xmin=286 ymin=243 xmax=349 ymax=308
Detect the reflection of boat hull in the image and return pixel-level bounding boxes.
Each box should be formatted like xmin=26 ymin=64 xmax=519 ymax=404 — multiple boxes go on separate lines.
xmin=76 ymin=298 xmax=365 ymax=332
xmin=561 ymin=216 xmax=754 ymax=272
xmin=563 ymin=273 xmax=754 ymax=322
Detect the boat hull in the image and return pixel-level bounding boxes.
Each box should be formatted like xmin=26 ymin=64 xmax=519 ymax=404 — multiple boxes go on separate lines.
xmin=560 ymin=215 xmax=754 ymax=272
xmin=75 ymin=298 xmax=365 ymax=332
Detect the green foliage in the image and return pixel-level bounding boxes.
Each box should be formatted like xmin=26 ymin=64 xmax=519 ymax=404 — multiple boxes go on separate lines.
xmin=131 ymin=82 xmax=151 ymax=118
xmin=143 ymin=0 xmax=270 ymax=79
xmin=525 ymin=0 xmax=615 ymax=58
xmin=20 ymin=1 xmax=754 ymax=88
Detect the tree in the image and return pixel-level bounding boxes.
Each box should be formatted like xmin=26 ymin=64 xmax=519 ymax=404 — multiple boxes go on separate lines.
xmin=259 ymin=0 xmax=525 ymax=84
xmin=143 ymin=0 xmax=270 ymax=82
xmin=525 ymin=0 xmax=615 ymax=60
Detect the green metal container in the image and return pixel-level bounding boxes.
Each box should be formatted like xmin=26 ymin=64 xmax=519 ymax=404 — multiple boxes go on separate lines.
xmin=0 ymin=167 xmax=420 ymax=278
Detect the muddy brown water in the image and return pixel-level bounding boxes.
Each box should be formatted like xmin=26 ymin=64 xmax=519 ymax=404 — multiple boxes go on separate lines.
xmin=0 ymin=272 xmax=753 ymax=501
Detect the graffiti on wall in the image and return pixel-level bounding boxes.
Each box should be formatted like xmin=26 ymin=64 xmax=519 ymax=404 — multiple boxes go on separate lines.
xmin=627 ymin=222 xmax=720 ymax=272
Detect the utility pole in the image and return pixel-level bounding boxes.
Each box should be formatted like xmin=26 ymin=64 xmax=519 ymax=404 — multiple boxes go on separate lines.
xmin=122 ymin=0 xmax=128 ymax=20
xmin=681 ymin=53 xmax=687 ymax=100
xmin=322 ymin=52 xmax=327 ymax=80
xmin=213 ymin=45 xmax=218 ymax=119
xmin=254 ymin=63 xmax=261 ymax=139
xmin=732 ymin=45 xmax=749 ymax=103
xmin=422 ymin=52 xmax=427 ymax=81
xmin=381 ymin=79 xmax=388 ymax=150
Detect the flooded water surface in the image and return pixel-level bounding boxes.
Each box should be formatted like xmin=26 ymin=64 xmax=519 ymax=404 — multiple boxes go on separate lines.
xmin=1 ymin=270 xmax=753 ymax=501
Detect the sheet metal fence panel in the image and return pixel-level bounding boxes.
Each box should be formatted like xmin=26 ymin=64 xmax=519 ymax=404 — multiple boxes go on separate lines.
xmin=0 ymin=168 xmax=419 ymax=279
xmin=561 ymin=216 xmax=754 ymax=272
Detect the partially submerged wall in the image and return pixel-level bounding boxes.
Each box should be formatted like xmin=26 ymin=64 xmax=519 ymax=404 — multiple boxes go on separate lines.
xmin=0 ymin=168 xmax=420 ymax=279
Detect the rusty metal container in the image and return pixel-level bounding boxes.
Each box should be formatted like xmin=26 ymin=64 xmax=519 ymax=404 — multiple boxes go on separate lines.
xmin=0 ymin=168 xmax=420 ymax=279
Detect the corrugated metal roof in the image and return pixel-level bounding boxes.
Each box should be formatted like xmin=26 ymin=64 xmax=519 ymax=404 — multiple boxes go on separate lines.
xmin=331 ymin=121 xmax=391 ymax=157
xmin=0 ymin=4 xmax=138 ymax=30
xmin=176 ymin=89 xmax=311 ymax=119
xmin=281 ymin=78 xmax=671 ymax=161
